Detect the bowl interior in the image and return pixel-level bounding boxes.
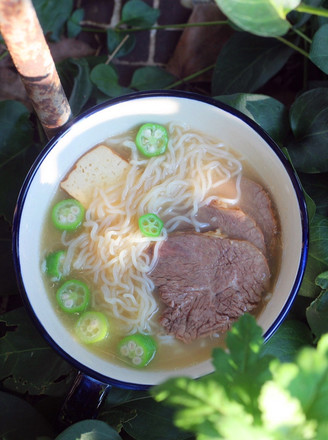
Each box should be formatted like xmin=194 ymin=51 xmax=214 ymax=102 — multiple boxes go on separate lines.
xmin=14 ymin=92 xmax=307 ymax=386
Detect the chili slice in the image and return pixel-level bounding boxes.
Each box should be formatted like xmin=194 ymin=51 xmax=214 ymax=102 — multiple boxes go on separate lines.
xmin=56 ymin=279 xmax=90 ymax=314
xmin=118 ymin=333 xmax=157 ymax=367
xmin=75 ymin=311 xmax=109 ymax=344
xmin=138 ymin=213 xmax=163 ymax=237
xmin=51 ymin=198 xmax=85 ymax=231
xmin=135 ymin=123 xmax=168 ymax=157
xmin=44 ymin=250 xmax=66 ymax=282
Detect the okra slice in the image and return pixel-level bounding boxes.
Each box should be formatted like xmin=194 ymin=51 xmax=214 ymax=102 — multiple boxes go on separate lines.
xmin=75 ymin=311 xmax=109 ymax=344
xmin=44 ymin=250 xmax=66 ymax=282
xmin=56 ymin=279 xmax=90 ymax=314
xmin=51 ymin=198 xmax=85 ymax=231
xmin=135 ymin=123 xmax=168 ymax=157
xmin=138 ymin=213 xmax=163 ymax=237
xmin=118 ymin=333 xmax=157 ymax=367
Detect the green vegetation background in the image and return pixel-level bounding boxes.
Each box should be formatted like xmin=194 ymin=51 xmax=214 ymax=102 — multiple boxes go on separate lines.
xmin=1 ymin=1 xmax=328 ymax=439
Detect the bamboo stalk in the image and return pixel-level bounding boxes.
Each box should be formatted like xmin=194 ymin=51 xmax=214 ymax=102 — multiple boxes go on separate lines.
xmin=0 ymin=0 xmax=72 ymax=138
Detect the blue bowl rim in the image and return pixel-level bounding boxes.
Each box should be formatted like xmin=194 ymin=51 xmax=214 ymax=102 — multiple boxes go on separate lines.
xmin=12 ymin=89 xmax=309 ymax=389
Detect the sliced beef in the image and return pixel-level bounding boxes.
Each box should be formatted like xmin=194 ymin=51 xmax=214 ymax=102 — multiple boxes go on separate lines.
xmin=196 ymin=202 xmax=266 ymax=255
xmin=213 ymin=176 xmax=279 ymax=255
xmin=149 ymin=232 xmax=270 ymax=343
xmin=239 ymin=177 xmax=278 ymax=252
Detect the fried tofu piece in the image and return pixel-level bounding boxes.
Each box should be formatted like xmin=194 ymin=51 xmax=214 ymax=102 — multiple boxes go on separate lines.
xmin=60 ymin=145 xmax=130 ymax=208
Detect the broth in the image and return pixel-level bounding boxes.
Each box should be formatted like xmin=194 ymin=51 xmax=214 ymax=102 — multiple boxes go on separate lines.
xmin=40 ymin=122 xmax=281 ymax=372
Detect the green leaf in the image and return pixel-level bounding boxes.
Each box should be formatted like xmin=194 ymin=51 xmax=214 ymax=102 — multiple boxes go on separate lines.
xmin=215 ymin=93 xmax=289 ymax=144
xmin=0 ymin=391 xmax=53 ymax=440
xmin=281 ymin=148 xmax=316 ymax=223
xmin=282 ymin=334 xmax=328 ymax=423
xmin=211 ymin=33 xmax=294 ymax=95
xmin=122 ymin=397 xmax=192 ymax=440
xmin=68 ymin=58 xmax=93 ymax=116
xmin=33 ymin=0 xmax=73 ymax=41
xmin=0 ymin=100 xmax=33 ymax=159
xmin=0 ymin=218 xmax=18 ymax=296
xmin=55 ymin=420 xmax=122 ymax=440
xmin=288 ymin=88 xmax=328 ymax=173
xmin=67 ymin=8 xmax=84 ymax=39
xmin=153 ymin=375 xmax=251 ymax=437
xmin=90 ymin=63 xmax=132 ymax=98
xmin=107 ymin=29 xmax=136 ymax=59
xmin=153 ymin=315 xmax=273 ymax=439
xmin=121 ymin=0 xmax=160 ymax=27
xmin=0 ymin=100 xmax=36 ymax=221
xmin=130 ymin=66 xmax=176 ymax=90
xmin=214 ymin=0 xmax=300 ymax=37
xmin=214 ymin=315 xmax=273 ymax=419
xmin=316 ymin=270 xmax=328 ymax=289
xmin=0 ymin=308 xmax=74 ymax=396
xmin=299 ymin=214 xmax=328 ymax=297
xmin=287 ymin=0 xmax=324 ymax=27
xmin=261 ymin=320 xmax=313 ymax=362
xmin=306 ymin=288 xmax=328 ymax=338
xmin=310 ymin=24 xmax=328 ymax=74
xmin=259 ymin=378 xmax=315 ymax=438
xmin=300 ymin=172 xmax=328 ymax=218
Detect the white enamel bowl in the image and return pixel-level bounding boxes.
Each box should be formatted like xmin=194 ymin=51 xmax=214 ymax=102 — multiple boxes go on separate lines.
xmin=12 ymin=91 xmax=308 ymax=389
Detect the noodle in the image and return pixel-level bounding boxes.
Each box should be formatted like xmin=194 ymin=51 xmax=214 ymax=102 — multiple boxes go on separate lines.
xmin=61 ymin=122 xmax=243 ymax=334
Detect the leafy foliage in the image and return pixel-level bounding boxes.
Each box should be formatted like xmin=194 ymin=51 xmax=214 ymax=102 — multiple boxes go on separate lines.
xmin=153 ymin=315 xmax=328 ymax=440
xmin=214 ymin=0 xmax=301 ymax=36
xmin=214 ymin=93 xmax=289 ymax=144
xmin=1 ymin=0 xmax=328 ymax=438
xmin=211 ymin=32 xmax=295 ymax=95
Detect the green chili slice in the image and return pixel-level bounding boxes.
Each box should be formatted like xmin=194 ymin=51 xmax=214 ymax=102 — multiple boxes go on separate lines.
xmin=75 ymin=311 xmax=109 ymax=344
xmin=138 ymin=213 xmax=163 ymax=237
xmin=56 ymin=279 xmax=90 ymax=314
xmin=118 ymin=333 xmax=157 ymax=367
xmin=51 ymin=198 xmax=85 ymax=231
xmin=44 ymin=250 xmax=66 ymax=282
xmin=135 ymin=123 xmax=168 ymax=157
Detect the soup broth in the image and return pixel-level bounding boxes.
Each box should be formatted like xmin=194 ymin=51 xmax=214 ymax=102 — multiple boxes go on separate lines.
xmin=41 ymin=122 xmax=281 ymax=371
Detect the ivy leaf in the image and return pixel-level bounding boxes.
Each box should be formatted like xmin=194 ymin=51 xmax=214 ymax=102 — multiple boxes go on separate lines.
xmin=306 ymin=288 xmax=328 ymax=339
xmin=0 ymin=308 xmax=74 ymax=396
xmin=211 ymin=32 xmax=294 ymax=95
xmin=288 ymin=88 xmax=328 ymax=173
xmin=215 ymin=93 xmax=289 ymax=145
xmin=0 ymin=101 xmax=33 ymax=160
xmin=90 ymin=64 xmax=132 ymax=98
xmin=122 ymin=397 xmax=192 ymax=440
xmin=121 ymin=0 xmax=160 ymax=27
xmin=0 ymin=218 xmax=17 ymax=296
xmin=299 ymin=215 xmax=328 ymax=298
xmin=33 ymin=0 xmax=73 ymax=41
xmin=130 ymin=66 xmax=176 ymax=90
xmin=214 ymin=0 xmax=300 ymax=37
xmin=0 ymin=391 xmax=54 ymax=440
xmin=55 ymin=420 xmax=122 ymax=440
xmin=107 ymin=29 xmax=136 ymax=58
xmin=67 ymin=8 xmax=84 ymax=39
xmin=300 ymin=172 xmax=328 ymax=218
xmin=316 ymin=271 xmax=328 ymax=289
xmin=261 ymin=320 xmax=313 ymax=362
xmin=310 ymin=24 xmax=328 ymax=74
xmin=68 ymin=58 xmax=93 ymax=116
xmin=0 ymin=100 xmax=37 ymax=221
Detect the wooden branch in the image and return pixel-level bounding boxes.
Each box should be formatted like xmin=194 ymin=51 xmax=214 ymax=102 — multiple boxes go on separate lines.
xmin=0 ymin=0 xmax=72 ymax=138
